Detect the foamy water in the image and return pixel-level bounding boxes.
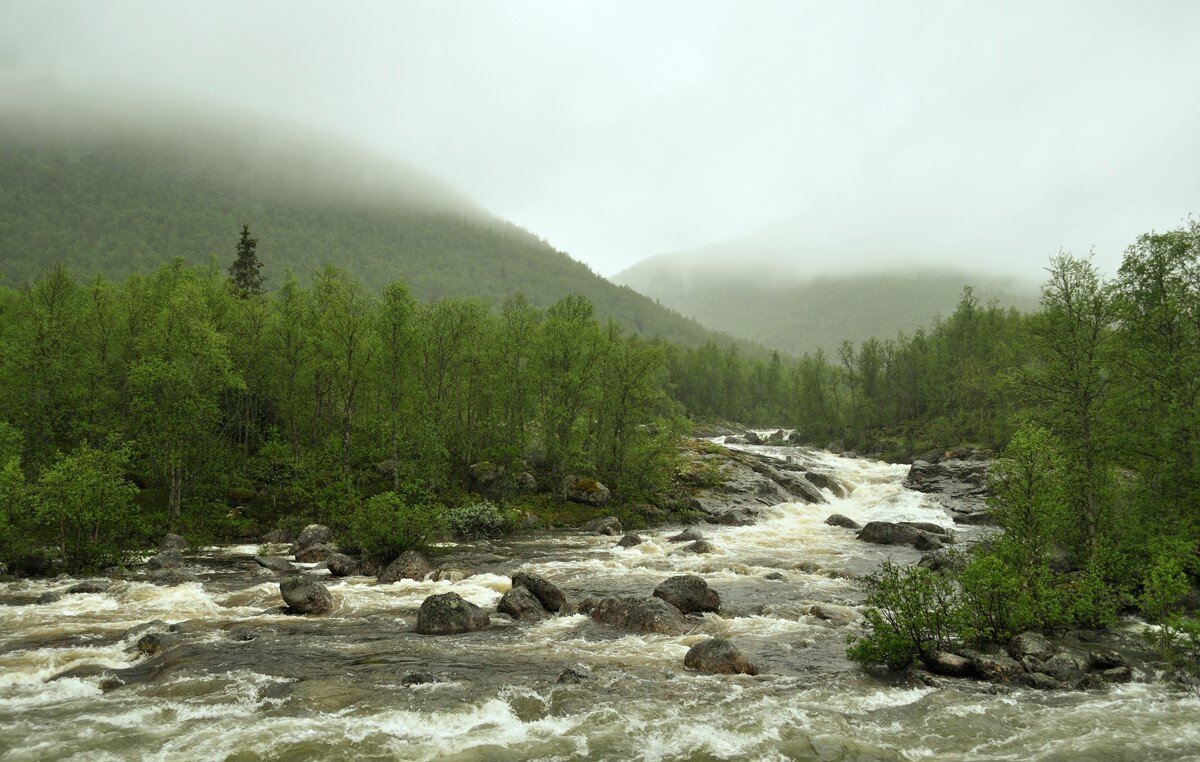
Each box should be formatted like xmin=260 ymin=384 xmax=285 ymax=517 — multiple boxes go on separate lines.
xmin=0 ymin=445 xmax=1195 ymax=761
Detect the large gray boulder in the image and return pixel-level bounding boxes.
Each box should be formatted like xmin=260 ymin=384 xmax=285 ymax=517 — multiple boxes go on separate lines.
xmin=825 ymin=514 xmax=861 ymax=530
xmin=856 ymin=521 xmax=943 ymax=550
xmin=295 ymin=543 xmax=335 ymax=563
xmin=415 ymin=592 xmax=490 ymax=634
xmin=667 ymin=527 xmax=705 ymax=543
xmin=923 ymin=651 xmax=975 ymax=678
xmin=379 ymin=550 xmax=433 ymax=583
xmin=145 ymin=551 xmax=184 ymax=570
xmin=565 ymin=477 xmax=611 ymax=506
xmin=616 ymin=533 xmax=643 ymax=548
xmin=653 ymin=575 xmax=720 ymax=614
xmin=583 ymin=596 xmax=686 ymax=634
xmin=325 ymin=553 xmax=360 ymax=577
xmin=254 ymin=555 xmax=296 ymax=573
xmin=497 ymin=586 xmax=548 ymax=621
xmin=511 ymin=572 xmax=567 ymax=613
xmin=684 ymin=638 xmax=759 ymax=675
xmin=1008 ymin=631 xmax=1055 ymax=661
xmin=682 ymin=540 xmax=718 ymax=554
xmin=279 ymin=576 xmax=334 ymax=615
xmin=294 ymin=524 xmax=333 ymax=550
xmin=581 ymin=516 xmax=622 ymax=536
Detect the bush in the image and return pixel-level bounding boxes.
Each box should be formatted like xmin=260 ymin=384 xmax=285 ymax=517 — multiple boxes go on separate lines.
xmin=349 ymin=491 xmax=441 ymax=563
xmin=847 ymin=562 xmax=962 ymax=671
xmin=957 ymin=553 xmax=1036 ymax=644
xmin=446 ymin=501 xmax=511 ymax=540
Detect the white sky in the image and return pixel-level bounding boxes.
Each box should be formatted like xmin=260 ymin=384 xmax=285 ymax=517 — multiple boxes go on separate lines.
xmin=2 ymin=0 xmax=1198 ymax=276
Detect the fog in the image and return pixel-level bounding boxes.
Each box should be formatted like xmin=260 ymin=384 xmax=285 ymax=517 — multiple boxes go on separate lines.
xmin=2 ymin=0 xmax=1198 ymax=277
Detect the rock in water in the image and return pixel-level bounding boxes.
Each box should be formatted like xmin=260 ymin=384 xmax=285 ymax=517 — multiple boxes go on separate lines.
xmin=557 ymin=667 xmax=590 ymax=684
xmin=616 ymin=533 xmax=643 ymax=547
xmin=1087 ymin=649 xmax=1129 ymax=671
xmin=415 ymin=592 xmax=490 ymax=634
xmin=379 ymin=550 xmax=433 ymax=583
xmin=66 ymin=581 xmax=112 ymax=594
xmin=295 ymin=543 xmax=334 ymax=563
xmin=585 ymin=596 xmax=686 ymax=634
xmin=682 ymin=540 xmax=718 ymax=554
xmin=401 ymin=672 xmax=438 ymax=686
xmin=580 ymin=516 xmax=622 ymax=535
xmin=325 ymin=553 xmax=360 ymax=577
xmin=294 ymin=524 xmax=333 ymax=551
xmin=566 ymin=477 xmax=611 ymax=506
xmin=653 ymin=575 xmax=721 ymax=614
xmin=279 ymin=576 xmax=334 ymax=615
xmin=924 ymin=651 xmax=975 ymax=678
xmin=145 ymin=551 xmax=183 ymax=570
xmin=1008 ymin=631 xmax=1055 ymax=661
xmin=667 ymin=527 xmax=705 ymax=542
xmin=683 ymin=638 xmax=759 ymax=675
xmin=511 ymin=572 xmax=567 ymax=612
xmin=158 ymin=534 xmax=188 ymax=552
xmin=497 ymin=586 xmax=547 ymax=621
xmin=824 ymin=514 xmax=861 ymax=530
xmin=136 ymin=632 xmax=178 ymax=656
xmin=856 ymin=521 xmax=942 ymax=549
xmin=254 ymin=555 xmax=296 ymax=573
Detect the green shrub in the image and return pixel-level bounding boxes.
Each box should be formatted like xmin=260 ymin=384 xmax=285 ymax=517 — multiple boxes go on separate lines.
xmin=957 ymin=553 xmax=1036 ymax=644
xmin=847 ymin=562 xmax=962 ymax=671
xmin=446 ymin=500 xmax=511 ymax=540
xmin=349 ymin=491 xmax=441 ymax=563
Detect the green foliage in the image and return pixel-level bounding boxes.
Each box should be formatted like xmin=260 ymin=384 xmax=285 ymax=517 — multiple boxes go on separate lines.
xmin=34 ymin=441 xmax=146 ymax=573
xmin=349 ymin=491 xmax=442 ymax=563
xmin=228 ymin=223 xmax=265 ymax=298
xmin=446 ymin=501 xmax=512 ymax=540
xmin=847 ymin=562 xmax=962 ymax=671
xmin=956 ymin=552 xmax=1038 ymax=644
xmin=988 ymin=424 xmax=1068 ymax=567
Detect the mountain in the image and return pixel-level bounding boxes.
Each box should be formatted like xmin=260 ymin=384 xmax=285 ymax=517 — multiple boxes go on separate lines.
xmin=613 ymin=222 xmax=1041 ymax=356
xmin=0 ymin=91 xmax=740 ymax=348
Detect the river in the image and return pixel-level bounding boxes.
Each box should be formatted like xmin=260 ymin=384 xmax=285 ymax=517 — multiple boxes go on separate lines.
xmin=1 ymin=444 xmax=1197 ymax=760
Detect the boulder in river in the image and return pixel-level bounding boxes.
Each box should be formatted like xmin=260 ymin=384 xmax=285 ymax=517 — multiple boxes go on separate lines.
xmin=653 ymin=574 xmax=720 ymax=614
xmin=809 ymin=603 xmax=860 ymax=624
xmin=254 ymin=555 xmax=296 ymax=573
xmin=557 ymin=667 xmax=590 ymax=685
xmin=1008 ymin=631 xmax=1055 ymax=661
xmin=325 ymin=553 xmax=360 ymax=577
xmin=742 ymin=431 xmax=763 ymax=445
xmin=415 ymin=592 xmax=490 ymax=635
xmin=228 ymin=627 xmax=259 ymax=642
xmin=158 ymin=534 xmax=188 ymax=552
xmin=261 ymin=528 xmax=296 ymax=544
xmin=583 ymin=596 xmax=686 ymax=635
xmin=147 ymin=569 xmax=199 ymax=585
xmin=145 ymin=551 xmax=183 ymax=570
xmin=1086 ymin=649 xmax=1129 ymax=671
xmin=379 ymin=550 xmax=433 ymax=583
xmin=497 ymin=586 xmax=548 ymax=621
xmin=36 ymin=592 xmax=60 ymax=604
xmin=824 ymin=514 xmax=861 ymax=530
xmin=683 ymin=638 xmax=759 ymax=675
xmin=511 ymin=571 xmax=567 ymax=613
xmin=682 ymin=540 xmax=718 ymax=554
xmin=616 ymin=533 xmax=643 ymax=548
xmin=1040 ymin=653 xmax=1085 ymax=683
xmin=856 ymin=521 xmax=943 ymax=550
xmin=668 ymin=527 xmax=705 ymax=543
xmin=401 ymin=672 xmax=438 ymax=686
xmin=923 ymin=651 xmax=975 ymax=678
xmin=136 ymin=632 xmax=179 ymax=656
xmin=294 ymin=524 xmax=333 ymax=551
xmin=580 ymin=516 xmax=622 ymax=536
xmin=295 ymin=543 xmax=335 ymax=563
xmin=279 ymin=576 xmax=334 ymax=615
xmin=66 ymin=580 xmax=112 ymax=595
xmin=565 ymin=477 xmax=611 ymax=506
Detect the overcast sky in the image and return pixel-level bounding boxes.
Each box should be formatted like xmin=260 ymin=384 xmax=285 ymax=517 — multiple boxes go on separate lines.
xmin=2 ymin=0 xmax=1198 ymax=277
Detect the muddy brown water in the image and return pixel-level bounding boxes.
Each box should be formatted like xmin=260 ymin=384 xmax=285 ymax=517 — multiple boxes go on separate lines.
xmin=1 ymin=446 xmax=1197 ymax=760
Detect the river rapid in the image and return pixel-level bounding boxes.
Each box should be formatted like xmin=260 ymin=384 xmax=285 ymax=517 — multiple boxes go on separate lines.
xmin=1 ymin=444 xmax=1197 ymax=761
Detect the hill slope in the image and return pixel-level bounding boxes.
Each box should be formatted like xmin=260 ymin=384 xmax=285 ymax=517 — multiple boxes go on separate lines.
xmin=614 ymin=225 xmax=1040 ymax=355
xmin=0 ymin=97 xmax=738 ymax=348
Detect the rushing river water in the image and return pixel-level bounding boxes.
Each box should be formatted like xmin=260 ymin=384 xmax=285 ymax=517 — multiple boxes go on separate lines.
xmin=1 ymin=445 xmax=1197 ymax=761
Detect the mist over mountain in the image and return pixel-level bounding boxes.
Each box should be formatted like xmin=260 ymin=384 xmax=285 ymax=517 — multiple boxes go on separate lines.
xmin=0 ymin=92 xmax=745 ymax=349
xmin=614 ymin=222 xmax=1041 ymax=355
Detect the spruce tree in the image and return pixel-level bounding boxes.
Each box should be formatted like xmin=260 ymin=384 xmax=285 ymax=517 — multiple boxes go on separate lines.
xmin=228 ymin=224 xmax=264 ymax=298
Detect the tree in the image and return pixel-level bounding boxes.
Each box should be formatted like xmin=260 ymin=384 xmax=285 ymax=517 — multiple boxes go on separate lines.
xmin=229 ymin=224 xmax=265 ymax=298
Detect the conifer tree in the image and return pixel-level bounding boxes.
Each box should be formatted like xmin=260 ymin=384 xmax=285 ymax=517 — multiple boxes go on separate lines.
xmin=228 ymin=224 xmax=264 ymax=298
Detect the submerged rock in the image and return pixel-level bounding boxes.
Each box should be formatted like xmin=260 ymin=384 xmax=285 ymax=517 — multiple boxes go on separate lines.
xmin=497 ymin=586 xmax=548 ymax=621
xmin=584 ymin=596 xmax=686 ymax=634
xmin=379 ymin=550 xmax=433 ymax=583
xmin=415 ymin=592 xmax=490 ymax=635
xmin=279 ymin=576 xmax=334 ymax=615
xmin=824 ymin=514 xmax=861 ymax=530
xmin=228 ymin=627 xmax=259 ymax=642
xmin=682 ymin=540 xmax=718 ymax=554
xmin=254 ymin=555 xmax=296 ymax=573
xmin=511 ymin=572 xmax=567 ymax=613
xmin=616 ymin=533 xmax=644 ymax=548
xmin=683 ymin=638 xmax=759 ymax=675
xmin=556 ymin=666 xmax=590 ymax=685
xmin=36 ymin=592 xmax=61 ymax=604
xmin=401 ymin=671 xmax=438 ymax=686
xmin=652 ymin=574 xmax=720 ymax=614
xmin=580 ymin=515 xmax=622 ymax=536
xmin=136 ymin=632 xmax=178 ymax=656
xmin=66 ymin=580 xmax=112 ymax=595
xmin=566 ymin=477 xmax=611 ymax=506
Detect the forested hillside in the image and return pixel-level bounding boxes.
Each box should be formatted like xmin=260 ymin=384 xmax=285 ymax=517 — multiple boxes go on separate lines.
xmin=0 ymin=105 xmax=737 ymax=349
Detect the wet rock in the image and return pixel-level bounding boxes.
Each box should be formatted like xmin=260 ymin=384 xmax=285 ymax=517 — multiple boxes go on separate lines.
xmin=580 ymin=515 xmax=622 ymax=535
xmin=66 ymin=580 xmax=112 ymax=594
xmin=1022 ymin=671 xmax=1062 ymax=690
xmin=803 ymin=471 xmax=848 ymax=498
xmin=145 ymin=551 xmax=183 ymax=570
xmin=1086 ymin=649 xmax=1129 ymax=671
xmin=1009 ymin=631 xmax=1055 ymax=661
xmin=497 ymin=586 xmax=548 ymax=621
xmin=294 ymin=524 xmax=333 ymax=551
xmin=254 ymin=555 xmax=296 ymax=573
xmin=904 ymin=457 xmax=994 ymax=524
xmin=430 ymin=568 xmax=470 ymax=583
xmin=913 ymin=533 xmax=946 ymax=551
xmin=682 ymin=540 xmax=718 ymax=554
xmin=556 ymin=667 xmax=590 ymax=685
xmin=36 ymin=592 xmax=61 ymax=604
xmin=683 ymin=638 xmax=759 ymax=676
xmin=966 ymin=651 xmax=1024 ymax=682
xmin=765 ymin=430 xmax=789 ymax=446
xmin=379 ymin=550 xmax=433 ymax=583
xmin=616 ymin=533 xmax=644 ymax=548
xmin=856 ymin=521 xmax=942 ymax=549
xmin=228 ymin=627 xmax=259 ymax=642
xmin=566 ymin=477 xmax=611 ymax=506
xmin=724 ymin=436 xmax=749 ymax=445
xmin=136 ymin=632 xmax=178 ymax=656
xmin=401 ymin=671 xmax=438 ymax=686
xmin=924 ymin=651 xmax=975 ymax=678
xmin=584 ymin=596 xmax=686 ymax=634
xmin=415 ymin=592 xmax=490 ymax=635
xmin=295 ymin=543 xmax=334 ymax=563
xmin=668 ymin=527 xmax=705 ymax=543
xmin=261 ymin=528 xmax=296 ymax=544
xmin=900 ymin=521 xmax=951 ymax=536
xmin=325 ymin=553 xmax=360 ymax=577
xmin=653 ymin=574 xmax=721 ymax=614
xmin=809 ymin=603 xmax=860 ymax=624
xmin=1040 ymin=653 xmax=1085 ymax=683
xmin=147 ymin=569 xmax=199 ymax=585
xmin=279 ymin=576 xmax=335 ymax=615
xmin=764 ymin=572 xmax=785 ymax=581
xmin=825 ymin=514 xmax=862 ymax=530
xmin=1097 ymin=666 xmax=1133 ymax=683
xmin=511 ymin=572 xmax=568 ymax=613
xmin=709 ymin=510 xmax=756 ymax=526
xmin=159 ymin=533 xmax=189 ymax=552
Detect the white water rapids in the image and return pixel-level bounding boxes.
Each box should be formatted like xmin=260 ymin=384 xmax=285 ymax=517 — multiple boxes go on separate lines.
xmin=0 ymin=444 xmax=1197 ymax=760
